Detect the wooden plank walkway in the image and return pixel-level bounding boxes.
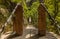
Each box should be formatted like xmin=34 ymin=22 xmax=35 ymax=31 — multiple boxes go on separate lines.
xmin=0 ymin=25 xmax=59 ymax=39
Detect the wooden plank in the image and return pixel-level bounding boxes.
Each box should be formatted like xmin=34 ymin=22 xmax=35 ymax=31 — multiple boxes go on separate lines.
xmin=13 ymin=4 xmax=23 ymax=36
xmin=38 ymin=4 xmax=46 ymax=36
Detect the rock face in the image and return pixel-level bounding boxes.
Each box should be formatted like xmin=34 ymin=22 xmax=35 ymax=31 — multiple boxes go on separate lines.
xmin=0 ymin=26 xmax=58 ymax=39
xmin=6 ymin=26 xmax=57 ymax=39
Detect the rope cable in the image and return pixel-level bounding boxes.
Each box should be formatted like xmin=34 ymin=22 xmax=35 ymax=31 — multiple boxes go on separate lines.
xmin=0 ymin=3 xmax=20 ymax=33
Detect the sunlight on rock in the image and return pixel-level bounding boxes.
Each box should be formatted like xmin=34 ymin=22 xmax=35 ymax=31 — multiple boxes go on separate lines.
xmin=1 ymin=31 xmax=12 ymax=39
xmin=26 ymin=25 xmax=36 ymax=29
xmin=1 ymin=34 xmax=10 ymax=39
xmin=25 ymin=34 xmax=35 ymax=38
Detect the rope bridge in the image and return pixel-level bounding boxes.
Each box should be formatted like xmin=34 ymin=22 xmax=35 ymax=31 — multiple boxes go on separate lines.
xmin=0 ymin=2 xmax=60 ymax=38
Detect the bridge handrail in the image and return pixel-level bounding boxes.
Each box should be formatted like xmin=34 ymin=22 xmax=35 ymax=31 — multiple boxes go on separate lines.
xmin=0 ymin=3 xmax=20 ymax=33
xmin=40 ymin=3 xmax=60 ymax=34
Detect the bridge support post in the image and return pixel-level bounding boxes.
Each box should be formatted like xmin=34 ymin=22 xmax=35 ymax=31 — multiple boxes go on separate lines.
xmin=13 ymin=4 xmax=23 ymax=36
xmin=38 ymin=4 xmax=46 ymax=36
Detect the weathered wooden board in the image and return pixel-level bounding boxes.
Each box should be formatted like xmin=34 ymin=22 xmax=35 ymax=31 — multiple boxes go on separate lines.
xmin=38 ymin=4 xmax=46 ymax=36
xmin=13 ymin=4 xmax=23 ymax=36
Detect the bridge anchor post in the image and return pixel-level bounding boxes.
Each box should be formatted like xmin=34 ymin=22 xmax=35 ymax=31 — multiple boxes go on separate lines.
xmin=38 ymin=4 xmax=46 ymax=36
xmin=13 ymin=4 xmax=23 ymax=36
